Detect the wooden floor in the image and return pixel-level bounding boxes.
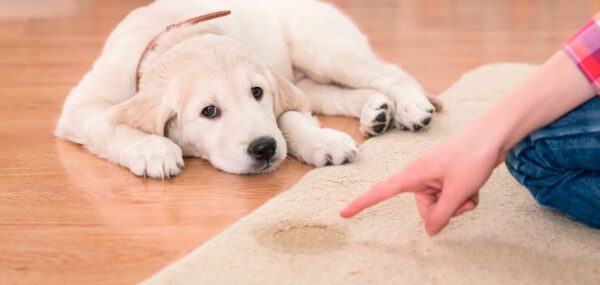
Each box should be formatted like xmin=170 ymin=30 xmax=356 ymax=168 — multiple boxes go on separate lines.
xmin=0 ymin=0 xmax=597 ymax=284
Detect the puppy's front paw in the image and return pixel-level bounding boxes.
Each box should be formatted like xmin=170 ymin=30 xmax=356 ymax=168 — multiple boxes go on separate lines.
xmin=295 ymin=128 xmax=358 ymax=167
xmin=392 ymin=90 xmax=436 ymax=132
xmin=121 ymin=136 xmax=184 ymax=179
xmin=360 ymin=94 xmax=394 ymax=137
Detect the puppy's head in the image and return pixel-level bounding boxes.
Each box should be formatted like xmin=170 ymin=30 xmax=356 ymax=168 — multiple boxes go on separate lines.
xmin=110 ymin=35 xmax=307 ymax=174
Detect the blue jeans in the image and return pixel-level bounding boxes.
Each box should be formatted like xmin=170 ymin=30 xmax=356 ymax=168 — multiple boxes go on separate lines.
xmin=505 ymin=96 xmax=600 ymax=229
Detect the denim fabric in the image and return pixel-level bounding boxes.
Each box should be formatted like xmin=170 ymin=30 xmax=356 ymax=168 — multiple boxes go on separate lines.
xmin=505 ymin=96 xmax=600 ymax=229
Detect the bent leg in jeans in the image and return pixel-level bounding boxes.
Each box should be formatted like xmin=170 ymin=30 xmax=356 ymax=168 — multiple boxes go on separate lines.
xmin=505 ymin=97 xmax=600 ymax=229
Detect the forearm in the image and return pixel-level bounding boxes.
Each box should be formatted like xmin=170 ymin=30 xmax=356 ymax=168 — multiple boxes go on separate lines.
xmin=462 ymin=50 xmax=596 ymax=163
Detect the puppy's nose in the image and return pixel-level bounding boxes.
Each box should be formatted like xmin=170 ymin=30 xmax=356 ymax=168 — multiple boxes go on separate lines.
xmin=247 ymin=136 xmax=277 ymax=161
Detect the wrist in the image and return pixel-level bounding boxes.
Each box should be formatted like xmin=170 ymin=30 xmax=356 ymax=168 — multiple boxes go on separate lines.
xmin=457 ymin=106 xmax=519 ymax=165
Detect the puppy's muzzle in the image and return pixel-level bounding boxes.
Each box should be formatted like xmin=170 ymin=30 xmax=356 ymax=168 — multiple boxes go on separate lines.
xmin=247 ymin=136 xmax=277 ymax=161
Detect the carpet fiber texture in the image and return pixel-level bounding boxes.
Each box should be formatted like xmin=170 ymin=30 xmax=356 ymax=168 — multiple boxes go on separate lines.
xmin=142 ymin=64 xmax=600 ymax=285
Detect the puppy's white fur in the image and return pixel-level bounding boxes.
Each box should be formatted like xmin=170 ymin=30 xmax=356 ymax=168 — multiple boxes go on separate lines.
xmin=55 ymin=0 xmax=436 ymax=178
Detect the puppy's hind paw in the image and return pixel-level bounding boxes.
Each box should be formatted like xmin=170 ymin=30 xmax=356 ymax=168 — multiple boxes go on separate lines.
xmin=359 ymin=94 xmax=394 ymax=137
xmin=393 ymin=91 xmax=436 ymax=132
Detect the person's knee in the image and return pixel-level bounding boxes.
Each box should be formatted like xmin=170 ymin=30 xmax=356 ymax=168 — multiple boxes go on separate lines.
xmin=506 ymin=139 xmax=600 ymax=229
xmin=505 ymin=138 xmax=567 ymax=206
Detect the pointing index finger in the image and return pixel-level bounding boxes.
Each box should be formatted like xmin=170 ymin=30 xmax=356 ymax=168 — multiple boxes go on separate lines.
xmin=339 ymin=170 xmax=419 ymax=218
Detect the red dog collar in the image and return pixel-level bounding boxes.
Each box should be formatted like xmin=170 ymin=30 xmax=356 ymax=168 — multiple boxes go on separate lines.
xmin=135 ymin=10 xmax=231 ymax=92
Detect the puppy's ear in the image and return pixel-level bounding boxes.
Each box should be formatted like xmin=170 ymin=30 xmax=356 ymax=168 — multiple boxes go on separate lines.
xmin=269 ymin=70 xmax=310 ymax=117
xmin=108 ymin=91 xmax=176 ymax=136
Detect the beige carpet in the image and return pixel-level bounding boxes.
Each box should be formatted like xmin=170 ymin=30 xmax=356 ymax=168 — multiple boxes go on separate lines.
xmin=142 ymin=64 xmax=600 ymax=285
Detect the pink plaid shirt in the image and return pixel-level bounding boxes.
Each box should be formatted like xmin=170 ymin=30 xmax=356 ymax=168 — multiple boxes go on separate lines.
xmin=562 ymin=13 xmax=600 ymax=94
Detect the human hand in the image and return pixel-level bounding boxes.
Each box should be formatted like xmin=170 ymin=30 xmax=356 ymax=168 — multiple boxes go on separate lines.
xmin=340 ymin=134 xmax=503 ymax=236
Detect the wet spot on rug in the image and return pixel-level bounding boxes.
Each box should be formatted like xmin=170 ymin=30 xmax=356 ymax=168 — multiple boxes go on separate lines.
xmin=255 ymin=221 xmax=348 ymax=252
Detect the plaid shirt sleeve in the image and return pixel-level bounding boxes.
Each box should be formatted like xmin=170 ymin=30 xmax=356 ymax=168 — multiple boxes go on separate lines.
xmin=562 ymin=13 xmax=600 ymax=94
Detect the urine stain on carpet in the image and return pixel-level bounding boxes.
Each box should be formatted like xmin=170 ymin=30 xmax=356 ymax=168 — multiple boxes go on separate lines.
xmin=256 ymin=221 xmax=347 ymax=252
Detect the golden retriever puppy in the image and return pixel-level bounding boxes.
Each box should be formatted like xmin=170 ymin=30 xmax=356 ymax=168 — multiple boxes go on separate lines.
xmin=55 ymin=0 xmax=437 ymax=178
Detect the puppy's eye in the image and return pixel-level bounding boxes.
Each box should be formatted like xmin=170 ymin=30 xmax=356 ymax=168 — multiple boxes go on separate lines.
xmin=201 ymin=105 xmax=220 ymax=118
xmin=251 ymin=86 xmax=263 ymax=100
